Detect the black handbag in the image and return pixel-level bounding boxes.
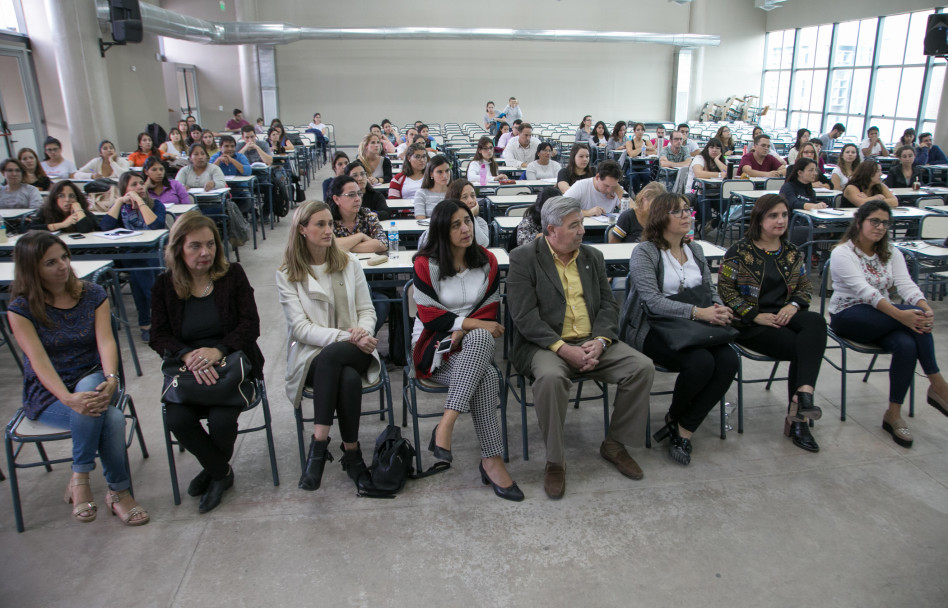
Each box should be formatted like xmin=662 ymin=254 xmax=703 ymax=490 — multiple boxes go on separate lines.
xmin=84 ymin=178 xmax=114 ymax=194
xmin=647 ymin=285 xmax=738 ymax=350
xmin=161 ymin=351 xmax=257 ymax=408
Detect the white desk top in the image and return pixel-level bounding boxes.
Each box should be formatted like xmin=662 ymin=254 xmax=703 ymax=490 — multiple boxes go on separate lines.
xmin=165 ymin=204 xmax=198 ymax=215
xmin=358 ymin=247 xmax=509 ymax=272
xmin=735 ymin=189 xmax=837 ymax=200
xmin=487 ymin=195 xmax=539 ymax=205
xmin=0 ymin=259 xmax=111 ymax=283
xmin=895 ymin=241 xmax=948 ymax=257
xmin=795 ymin=207 xmax=932 ymax=219
xmin=0 ymin=229 xmax=168 ymax=250
xmin=589 ymin=241 xmax=726 ymax=262
xmin=494 ymin=216 xmax=611 ymax=230
xmin=0 ymin=208 xmax=35 ymax=219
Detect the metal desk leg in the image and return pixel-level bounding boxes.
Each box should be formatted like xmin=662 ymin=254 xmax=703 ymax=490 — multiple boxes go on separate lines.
xmin=108 ymin=268 xmax=142 ymax=376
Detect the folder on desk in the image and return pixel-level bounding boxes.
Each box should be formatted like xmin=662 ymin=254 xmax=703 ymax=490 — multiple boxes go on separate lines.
xmin=99 ymin=229 xmax=142 ymax=240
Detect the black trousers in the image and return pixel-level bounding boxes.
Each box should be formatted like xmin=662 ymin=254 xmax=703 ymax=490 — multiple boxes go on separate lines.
xmin=736 ymin=310 xmax=827 ymax=401
xmin=642 ymin=331 xmax=738 ymax=433
xmin=307 ymin=341 xmax=373 ymax=443
xmin=165 ymin=403 xmax=241 ymax=480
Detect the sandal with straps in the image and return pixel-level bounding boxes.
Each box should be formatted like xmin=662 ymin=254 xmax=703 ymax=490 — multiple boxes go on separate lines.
xmin=105 ymin=489 xmax=150 ymax=526
xmin=64 ymin=477 xmax=97 ymax=523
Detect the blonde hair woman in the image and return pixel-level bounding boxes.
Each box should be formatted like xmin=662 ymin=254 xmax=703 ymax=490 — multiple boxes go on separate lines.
xmin=357 ymin=132 xmax=392 ymax=186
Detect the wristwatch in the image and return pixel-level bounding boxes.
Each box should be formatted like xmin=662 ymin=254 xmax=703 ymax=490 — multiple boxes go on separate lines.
xmin=789 ymin=302 xmax=800 ymax=309
xmin=596 ymin=338 xmax=609 ymax=350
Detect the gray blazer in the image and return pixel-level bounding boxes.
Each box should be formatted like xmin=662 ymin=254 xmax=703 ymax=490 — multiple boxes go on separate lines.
xmin=507 ymin=237 xmax=619 ymax=376
xmin=619 ymin=240 xmax=721 ymax=351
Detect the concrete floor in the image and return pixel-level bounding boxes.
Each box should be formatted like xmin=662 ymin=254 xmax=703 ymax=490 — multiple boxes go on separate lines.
xmin=2 ymin=164 xmax=947 ymax=607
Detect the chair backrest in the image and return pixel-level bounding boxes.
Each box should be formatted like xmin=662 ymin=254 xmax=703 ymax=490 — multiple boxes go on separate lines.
xmin=506 ymin=204 xmax=532 ymax=217
xmin=721 ymin=179 xmax=754 ymax=197
xmin=920 ymin=215 xmax=948 ymax=239
xmin=765 ymin=177 xmax=785 ymax=190
xmin=496 ymin=186 xmax=531 ymax=196
xmin=819 ymin=258 xmax=833 ymax=315
xmin=401 ymin=280 xmax=417 ymax=366
xmin=915 ymin=196 xmax=944 ymax=207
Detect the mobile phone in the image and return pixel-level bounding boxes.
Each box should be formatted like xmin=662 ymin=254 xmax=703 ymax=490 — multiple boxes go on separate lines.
xmin=68 ymin=233 xmax=85 ymax=239
xmin=435 ymin=336 xmax=453 ymax=354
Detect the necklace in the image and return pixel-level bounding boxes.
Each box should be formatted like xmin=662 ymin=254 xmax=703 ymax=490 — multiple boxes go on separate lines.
xmin=198 ymin=278 xmax=212 ymax=297
xmin=664 ymin=248 xmax=687 ymax=293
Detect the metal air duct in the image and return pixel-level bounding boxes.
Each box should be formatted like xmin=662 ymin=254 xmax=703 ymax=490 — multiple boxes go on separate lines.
xmin=95 ymin=0 xmax=720 ymax=47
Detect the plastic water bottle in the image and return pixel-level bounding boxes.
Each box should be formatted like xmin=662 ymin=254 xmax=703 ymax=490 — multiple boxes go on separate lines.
xmin=479 ymin=162 xmax=487 ymax=186
xmin=620 ymin=194 xmax=630 ymax=213
xmin=387 ymin=221 xmax=399 ymax=261
xmin=0 ymin=215 xmax=7 ymax=244
xmin=688 ymin=209 xmax=696 ymax=239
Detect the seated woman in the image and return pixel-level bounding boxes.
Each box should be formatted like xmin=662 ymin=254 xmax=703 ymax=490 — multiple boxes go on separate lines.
xmin=718 ymin=194 xmax=827 ymax=453
xmin=715 ymin=125 xmax=736 ymax=155
xmin=484 ymin=102 xmax=505 ymax=135
xmin=150 ymin=213 xmax=264 ymax=512
xmin=828 ymin=200 xmax=948 ymax=448
xmin=8 ymin=231 xmax=149 ymax=525
xmin=779 ymin=158 xmax=830 ymax=213
xmin=370 ymin=124 xmax=396 ymax=155
xmin=798 ymin=142 xmax=832 ymax=189
xmin=413 ymin=155 xmax=451 ymax=219
xmin=412 ymin=199 xmax=522 ymax=501
xmin=28 ymin=180 xmax=99 ymax=233
xmin=831 ymin=143 xmax=859 ymax=191
xmin=75 ymin=140 xmax=130 ymax=180
xmin=144 ymin=156 xmax=189 ymax=208
xmin=159 ymin=128 xmax=189 ymax=166
xmin=467 ymin=136 xmax=501 ymax=184
xmin=884 ymin=145 xmax=926 ymax=190
xmin=624 ymin=122 xmax=655 ymax=194
xmin=389 ymin=145 xmax=426 ymax=201
xmin=357 ymin=133 xmax=392 ymax=187
xmin=18 ymin=148 xmax=52 ymax=191
xmin=687 ymin=137 xmax=728 ymax=225
xmin=607 ymin=121 xmax=627 ymax=155
xmin=525 ymin=142 xmax=562 ymax=181
xmin=322 ymin=151 xmax=350 ymax=202
xmin=0 ymin=158 xmax=43 ymax=209
xmin=127 ymin=132 xmax=164 ymax=168
xmin=277 ymin=201 xmax=382 ymax=492
xmin=101 ymin=172 xmax=167 ymax=341
xmin=898 ymin=128 xmax=916 ymax=150
xmin=575 ymin=115 xmax=592 ymax=142
xmin=41 ymin=137 xmax=77 ymax=179
xmin=270 ymin=123 xmax=295 ymax=152
xmin=609 ymin=181 xmax=665 ymax=243
xmin=175 ymin=144 xmax=227 ymax=192
xmin=187 ymin=124 xmax=205 ymax=149
xmin=343 ymin=160 xmax=391 ymax=221
xmin=860 ymin=126 xmax=889 ymax=160
xmin=201 ymin=130 xmax=220 ymax=157
xmin=493 ymin=123 xmax=511 ymax=152
xmin=590 ymin=121 xmax=609 ymax=158
xmin=787 ymin=128 xmax=810 ymax=165
xmin=556 ymin=144 xmax=593 ymax=194
xmin=842 ymin=160 xmax=898 ymax=208
xmin=419 ymin=179 xmax=489 ymax=249
xmin=622 ymin=192 xmax=738 ymax=465
xmin=515 ymin=187 xmax=560 ymax=248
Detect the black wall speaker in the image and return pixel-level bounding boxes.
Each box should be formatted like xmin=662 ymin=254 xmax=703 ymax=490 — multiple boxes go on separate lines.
xmin=924 ymin=14 xmax=948 ymax=56
xmin=109 ymin=0 xmax=143 ymax=44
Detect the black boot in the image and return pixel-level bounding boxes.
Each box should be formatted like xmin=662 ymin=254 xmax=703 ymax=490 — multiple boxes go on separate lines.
xmin=795 ymin=392 xmax=823 ymax=420
xmin=299 ymin=437 xmax=333 ymax=491
xmin=784 ymin=416 xmax=820 ymax=452
xmin=340 ymin=442 xmax=369 ymax=487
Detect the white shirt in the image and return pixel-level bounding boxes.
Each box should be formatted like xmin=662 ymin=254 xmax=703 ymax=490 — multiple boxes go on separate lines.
xmin=41 ymin=159 xmax=77 ymax=179
xmin=859 ymin=138 xmax=886 ymax=160
xmin=400 ymin=176 xmax=423 ymax=201
xmin=502 ymin=138 xmax=539 ymax=167
xmin=831 ymin=166 xmax=851 ymax=188
xmin=660 ymin=247 xmax=702 ymax=296
xmin=828 ymin=241 xmax=924 ymax=315
xmin=685 ymin=156 xmax=706 ymax=193
xmin=411 ymin=265 xmax=490 ymax=344
xmin=467 ymin=161 xmax=497 ymax=183
xmin=526 ymin=159 xmax=562 ymax=181
xmin=563 ymin=177 xmax=619 ymax=213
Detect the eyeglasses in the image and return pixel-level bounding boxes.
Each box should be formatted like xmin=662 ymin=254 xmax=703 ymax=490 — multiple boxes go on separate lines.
xmin=410 ymin=154 xmax=427 ymax=161
xmin=45 ymin=147 xmax=60 ymax=153
xmin=668 ymin=207 xmax=694 ymax=217
xmin=340 ymin=191 xmax=363 ymax=199
xmin=867 ymin=218 xmax=891 ymax=228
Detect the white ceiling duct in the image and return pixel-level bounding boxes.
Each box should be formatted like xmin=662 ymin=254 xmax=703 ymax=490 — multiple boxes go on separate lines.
xmin=94 ymin=0 xmax=720 ymax=47
xmin=755 ymin=0 xmax=789 ymax=10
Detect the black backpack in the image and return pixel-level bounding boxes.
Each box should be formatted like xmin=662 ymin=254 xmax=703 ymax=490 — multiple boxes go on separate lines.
xmin=356 ymin=425 xmax=449 ymax=498
xmin=146 ymin=123 xmax=167 ymax=148
xmin=270 ymin=168 xmax=291 ymax=218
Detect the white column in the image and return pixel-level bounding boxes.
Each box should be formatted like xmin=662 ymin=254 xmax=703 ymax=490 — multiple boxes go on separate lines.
xmin=688 ymin=0 xmax=707 ymax=122
xmin=235 ymin=0 xmax=262 ymax=121
xmin=43 ymin=0 xmax=118 ymax=161
xmin=934 ymin=71 xmax=948 ymax=148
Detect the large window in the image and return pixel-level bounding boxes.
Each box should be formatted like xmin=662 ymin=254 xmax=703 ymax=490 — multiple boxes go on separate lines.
xmin=761 ymin=9 xmax=942 ymax=144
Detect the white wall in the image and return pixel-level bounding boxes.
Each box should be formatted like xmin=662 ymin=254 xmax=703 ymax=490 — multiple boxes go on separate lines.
xmin=766 ymin=0 xmax=942 ymax=31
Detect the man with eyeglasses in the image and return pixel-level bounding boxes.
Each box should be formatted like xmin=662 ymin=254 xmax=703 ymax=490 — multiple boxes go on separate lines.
xmin=739 ymin=134 xmax=786 ymax=178
xmin=0 ymin=159 xmax=43 ymax=209
xmin=659 ymin=133 xmax=692 ymax=169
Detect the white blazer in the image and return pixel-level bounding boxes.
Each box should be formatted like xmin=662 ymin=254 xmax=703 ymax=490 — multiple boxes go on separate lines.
xmin=276 ymin=253 xmax=381 ymax=407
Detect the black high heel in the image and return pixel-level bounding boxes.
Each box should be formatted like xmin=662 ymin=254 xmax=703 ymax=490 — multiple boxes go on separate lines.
xmin=198 ymin=467 xmax=234 ymax=513
xmin=339 ymin=442 xmax=369 ymax=487
xmin=795 ymin=392 xmax=822 ymax=420
xmin=428 ymin=425 xmax=453 ymax=463
xmin=784 ymin=416 xmax=820 ymax=452
xmin=298 ymin=437 xmax=333 ymax=491
xmin=652 ymin=414 xmax=691 ymax=465
xmin=479 ymin=462 xmax=524 ymax=502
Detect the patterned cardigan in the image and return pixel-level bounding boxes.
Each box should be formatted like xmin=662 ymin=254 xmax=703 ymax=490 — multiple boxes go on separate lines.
xmin=717 ymin=238 xmax=811 ymax=328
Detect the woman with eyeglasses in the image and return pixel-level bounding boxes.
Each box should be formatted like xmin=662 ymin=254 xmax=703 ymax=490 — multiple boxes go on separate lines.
xmin=0 ymin=158 xmax=43 ymax=209
xmin=829 ymin=200 xmax=947 ymax=448
xmin=525 ymin=142 xmax=562 ymax=181
xmin=28 ymin=180 xmax=99 ymax=233
xmin=715 ymin=125 xmax=736 ymax=155
xmin=75 ymin=140 xmax=130 ymax=180
xmin=343 ymin=160 xmax=391 ymax=221
xmin=842 ymin=161 xmax=897 ymax=208
xmin=556 ymin=144 xmax=593 ymax=194
xmin=41 ymin=137 xmax=77 ymax=179
xmin=718 ymin=194 xmax=827 ymax=453
xmin=467 ymin=136 xmax=501 ymax=184
xmin=389 ymin=146 xmax=426 ymax=202
xmin=18 ymin=148 xmax=52 ymax=191
xmin=413 ymin=155 xmax=451 ymax=219
xmin=621 ymin=193 xmax=737 ymax=465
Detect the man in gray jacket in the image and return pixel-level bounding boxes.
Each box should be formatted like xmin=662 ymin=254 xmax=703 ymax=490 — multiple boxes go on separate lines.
xmin=507 ymin=196 xmax=654 ymax=499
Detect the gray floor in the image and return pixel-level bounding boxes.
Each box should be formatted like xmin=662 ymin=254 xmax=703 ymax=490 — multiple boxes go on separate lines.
xmin=2 ymin=165 xmax=947 ymax=608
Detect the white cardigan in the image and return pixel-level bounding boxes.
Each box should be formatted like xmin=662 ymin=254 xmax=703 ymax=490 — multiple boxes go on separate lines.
xmin=74 ymin=156 xmax=130 ymax=180
xmin=828 ymin=241 xmax=925 ymax=315
xmin=276 ymin=254 xmax=381 ymax=407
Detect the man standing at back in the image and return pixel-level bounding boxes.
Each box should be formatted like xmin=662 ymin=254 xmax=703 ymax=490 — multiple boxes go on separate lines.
xmin=507 ymin=196 xmax=653 ymax=499
xmin=503 ymin=97 xmax=522 ymax=125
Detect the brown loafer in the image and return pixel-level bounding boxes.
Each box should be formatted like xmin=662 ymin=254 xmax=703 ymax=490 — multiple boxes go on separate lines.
xmin=543 ymin=462 xmax=566 ymax=499
xmin=928 ymin=387 xmax=948 ymax=417
xmin=600 ymin=439 xmax=644 ymax=480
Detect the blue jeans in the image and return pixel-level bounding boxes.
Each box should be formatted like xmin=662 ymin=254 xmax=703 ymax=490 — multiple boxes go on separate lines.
xmin=831 ymin=303 xmax=940 ymax=404
xmin=35 ymin=372 xmax=130 ymax=490
xmin=371 ymin=290 xmax=391 ymax=335
xmin=118 ymin=259 xmax=157 ymax=327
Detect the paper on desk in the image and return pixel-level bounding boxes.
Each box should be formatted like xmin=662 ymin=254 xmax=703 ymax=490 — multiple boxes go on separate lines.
xmin=591 ymin=214 xmax=617 ymax=223
xmin=541 ymin=178 xmax=558 ymax=183
xmin=188 ymin=188 xmax=230 ymax=195
xmin=250 ymin=162 xmax=268 ymax=169
xmin=98 ymin=229 xmax=142 ymax=240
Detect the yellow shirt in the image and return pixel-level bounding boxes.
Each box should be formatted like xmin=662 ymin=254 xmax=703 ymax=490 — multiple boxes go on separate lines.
xmin=546 ymin=238 xmax=591 ymax=352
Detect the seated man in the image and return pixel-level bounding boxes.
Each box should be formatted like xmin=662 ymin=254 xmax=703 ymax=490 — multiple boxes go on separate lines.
xmin=502 ymin=122 xmax=539 ymax=169
xmin=236 ymin=125 xmax=273 ymax=166
xmin=563 ymin=160 xmax=622 ymax=216
xmin=225 ymin=108 xmax=250 ymax=133
xmin=395 ymin=128 xmax=418 ymax=159
xmin=914 ymin=132 xmax=948 ymax=166
xmin=817 ymin=122 xmax=846 ymax=153
xmin=498 ymin=119 xmax=522 ymax=149
xmin=210 ymin=135 xmax=252 ymax=212
xmin=677 ymin=123 xmax=701 ymax=157
xmin=507 ymin=196 xmax=653 ymax=499
xmin=739 ymin=134 xmax=786 ymax=178
xmin=659 ymin=133 xmax=692 ymax=170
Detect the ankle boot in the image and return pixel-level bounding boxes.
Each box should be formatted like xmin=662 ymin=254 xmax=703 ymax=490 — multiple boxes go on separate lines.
xmin=795 ymin=392 xmax=822 ymax=420
xmin=340 ymin=443 xmax=370 ymax=486
xmin=299 ymin=437 xmax=333 ymax=491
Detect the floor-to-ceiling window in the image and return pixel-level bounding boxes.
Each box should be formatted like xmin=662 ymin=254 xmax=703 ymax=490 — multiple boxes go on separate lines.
xmin=760 ymin=8 xmax=943 ymax=143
